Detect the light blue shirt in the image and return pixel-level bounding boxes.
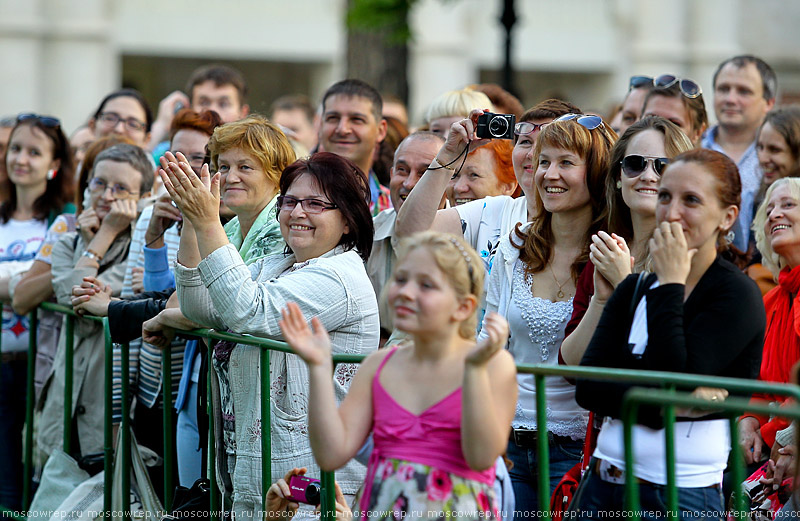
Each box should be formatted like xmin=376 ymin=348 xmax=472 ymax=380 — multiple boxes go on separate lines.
xmin=701 ymin=125 xmax=762 ymax=251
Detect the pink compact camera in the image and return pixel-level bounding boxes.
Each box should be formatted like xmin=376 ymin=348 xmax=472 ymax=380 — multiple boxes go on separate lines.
xmin=288 ymin=475 xmax=322 ymax=506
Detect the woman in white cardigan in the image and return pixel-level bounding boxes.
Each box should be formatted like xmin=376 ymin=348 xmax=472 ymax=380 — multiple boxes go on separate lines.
xmin=161 ymin=152 xmax=379 ymax=515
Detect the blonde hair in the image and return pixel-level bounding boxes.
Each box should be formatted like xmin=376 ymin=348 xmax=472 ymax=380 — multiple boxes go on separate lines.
xmin=207 ymin=114 xmax=296 ymax=188
xmin=395 ymin=231 xmax=484 ymax=339
xmin=424 ymin=88 xmax=494 ymax=124
xmin=753 ymin=177 xmax=800 ymax=277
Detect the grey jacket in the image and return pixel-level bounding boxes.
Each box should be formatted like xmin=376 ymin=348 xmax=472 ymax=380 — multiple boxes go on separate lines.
xmin=175 ymin=244 xmax=379 ymax=516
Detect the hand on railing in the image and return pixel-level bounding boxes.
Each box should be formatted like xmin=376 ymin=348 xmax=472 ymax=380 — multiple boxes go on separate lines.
xmin=71 ymin=276 xmax=113 ymax=316
xmin=142 ymin=308 xmax=199 ymax=349
xmin=675 ymin=386 xmax=728 ymax=418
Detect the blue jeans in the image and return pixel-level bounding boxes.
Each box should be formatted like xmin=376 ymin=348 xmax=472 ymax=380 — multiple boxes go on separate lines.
xmin=0 ymin=360 xmax=26 ymax=510
xmin=506 ymin=434 xmax=583 ymax=517
xmin=570 ymin=463 xmax=725 ymax=520
xmin=176 ymin=379 xmax=202 ymax=486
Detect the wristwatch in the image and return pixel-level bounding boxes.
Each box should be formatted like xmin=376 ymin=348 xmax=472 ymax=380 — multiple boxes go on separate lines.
xmin=82 ymin=249 xmax=102 ymax=262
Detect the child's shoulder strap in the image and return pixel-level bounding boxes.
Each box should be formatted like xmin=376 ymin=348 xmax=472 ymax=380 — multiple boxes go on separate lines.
xmin=375 ymin=345 xmax=401 ymax=377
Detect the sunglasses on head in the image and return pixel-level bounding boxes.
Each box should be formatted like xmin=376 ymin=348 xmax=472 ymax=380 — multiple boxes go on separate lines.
xmin=620 ymin=155 xmax=670 ymax=178
xmin=554 ymin=113 xmax=604 ymax=130
xmin=629 ymin=74 xmax=702 ymax=99
xmin=514 ymin=121 xmax=545 ymax=136
xmin=17 ymin=113 xmax=61 ymax=129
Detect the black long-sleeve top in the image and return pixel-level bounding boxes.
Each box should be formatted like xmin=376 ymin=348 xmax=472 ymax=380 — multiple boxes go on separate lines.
xmin=576 ymin=256 xmax=766 ymax=429
xmin=106 ymin=289 xmax=174 ymax=344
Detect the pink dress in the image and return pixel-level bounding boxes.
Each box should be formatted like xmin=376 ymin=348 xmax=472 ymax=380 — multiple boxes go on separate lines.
xmin=355 ymin=346 xmax=499 ymax=519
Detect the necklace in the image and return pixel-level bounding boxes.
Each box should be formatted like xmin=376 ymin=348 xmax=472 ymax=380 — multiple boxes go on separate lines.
xmin=549 ymin=264 xmax=570 ymax=300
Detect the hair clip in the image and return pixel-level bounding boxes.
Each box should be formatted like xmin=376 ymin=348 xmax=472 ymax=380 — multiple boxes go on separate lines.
xmin=448 ymin=237 xmax=475 ymax=291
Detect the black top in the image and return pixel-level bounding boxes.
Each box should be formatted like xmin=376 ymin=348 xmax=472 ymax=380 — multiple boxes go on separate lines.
xmin=107 ymin=289 xmax=174 ymax=344
xmin=576 ymin=256 xmax=766 ymax=429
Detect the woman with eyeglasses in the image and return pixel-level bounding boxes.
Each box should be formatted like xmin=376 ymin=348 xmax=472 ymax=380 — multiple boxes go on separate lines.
xmin=36 ymin=144 xmax=153 ymax=466
xmin=0 ymin=113 xmax=74 ymax=508
xmin=572 ymin=149 xmax=765 ymax=520
xmin=446 ymin=139 xmax=519 ymax=207
xmin=160 ymin=152 xmax=378 ymax=516
xmin=640 ymin=74 xmax=708 ymax=146
xmin=396 ymin=99 xmax=581 ymax=275
xmin=560 ymin=116 xmax=694 ymax=365
xmin=89 ymin=88 xmax=153 ymax=148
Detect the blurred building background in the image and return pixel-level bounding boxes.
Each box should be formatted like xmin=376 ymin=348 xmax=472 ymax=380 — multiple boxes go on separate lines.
xmin=1 ymin=0 xmax=799 ymax=133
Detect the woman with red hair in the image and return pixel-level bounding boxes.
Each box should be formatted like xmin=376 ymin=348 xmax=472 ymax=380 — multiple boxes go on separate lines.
xmin=446 ymin=139 xmax=519 ymax=207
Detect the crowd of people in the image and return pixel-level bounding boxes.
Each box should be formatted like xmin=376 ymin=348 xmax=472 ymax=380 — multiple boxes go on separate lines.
xmin=2 ymin=55 xmax=800 ymax=520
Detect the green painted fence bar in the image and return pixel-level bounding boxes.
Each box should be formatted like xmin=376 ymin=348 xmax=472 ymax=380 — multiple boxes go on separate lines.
xmin=208 ymin=341 xmax=220 ymax=515
xmin=8 ymin=303 xmax=800 ymax=519
xmin=120 ymin=339 xmax=131 ymax=512
xmin=260 ymin=348 xmax=270 ymax=520
xmin=22 ymin=308 xmax=37 ymax=509
xmin=62 ymin=313 xmax=74 ymax=452
xmin=102 ymin=315 xmax=113 ymax=514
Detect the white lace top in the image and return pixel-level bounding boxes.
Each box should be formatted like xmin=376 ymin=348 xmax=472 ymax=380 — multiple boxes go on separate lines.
xmin=479 ymin=224 xmax=589 ymax=440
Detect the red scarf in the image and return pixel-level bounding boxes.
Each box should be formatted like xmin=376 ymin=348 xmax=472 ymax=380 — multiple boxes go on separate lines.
xmin=761 ymin=265 xmax=800 ymax=385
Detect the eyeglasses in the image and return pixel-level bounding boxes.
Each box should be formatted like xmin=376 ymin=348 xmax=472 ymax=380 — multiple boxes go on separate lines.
xmin=17 ymin=113 xmax=61 ymax=129
xmin=629 ymin=74 xmax=702 ymax=99
xmin=554 ymin=113 xmax=604 ymax=130
xmin=277 ymin=195 xmax=338 ymax=214
xmin=620 ymin=155 xmax=670 ymax=178
xmin=88 ymin=177 xmax=139 ymax=198
xmin=514 ymin=121 xmax=545 ymax=136
xmin=97 ymin=112 xmax=146 ymax=132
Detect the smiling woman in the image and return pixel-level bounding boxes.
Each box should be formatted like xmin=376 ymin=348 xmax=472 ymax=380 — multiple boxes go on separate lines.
xmin=165 ymin=152 xmax=379 ymax=517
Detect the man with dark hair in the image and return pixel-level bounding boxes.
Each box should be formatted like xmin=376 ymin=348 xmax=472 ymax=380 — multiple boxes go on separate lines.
xmin=270 ymin=94 xmax=318 ymax=152
xmin=148 ymin=64 xmax=249 ymax=151
xmin=318 ymin=79 xmax=389 ymax=215
xmin=702 ymin=55 xmax=777 ymax=251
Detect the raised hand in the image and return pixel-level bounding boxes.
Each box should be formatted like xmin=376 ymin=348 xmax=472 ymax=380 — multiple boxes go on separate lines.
xmin=436 ymin=109 xmax=492 ymax=166
xmin=467 ymin=312 xmax=509 ymax=366
xmin=278 ymin=302 xmax=332 ymax=367
xmin=159 ymin=151 xmax=220 ymax=228
xmin=76 ymin=208 xmax=101 ymax=244
xmin=266 ymin=467 xmax=306 ymax=518
xmin=650 ymin=222 xmax=696 ymax=285
xmin=590 ymin=232 xmax=633 ymax=288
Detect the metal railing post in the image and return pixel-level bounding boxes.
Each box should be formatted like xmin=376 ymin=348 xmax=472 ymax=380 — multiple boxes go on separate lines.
xmin=23 ymin=307 xmax=38 ymax=509
xmin=728 ymin=415 xmax=746 ymax=516
xmin=260 ymin=348 xmax=270 ymax=521
xmin=663 ymin=387 xmax=677 ymax=518
xmin=121 ymin=339 xmax=131 ymax=512
xmin=208 ymin=340 xmax=220 ymax=515
xmin=534 ymin=374 xmax=550 ymax=520
xmin=162 ymin=347 xmax=174 ymax=510
xmin=103 ymin=317 xmax=113 ymax=514
xmin=63 ymin=314 xmax=74 ymax=452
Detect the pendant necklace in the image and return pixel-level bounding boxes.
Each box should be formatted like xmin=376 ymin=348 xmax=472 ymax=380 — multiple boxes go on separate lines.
xmin=549 ymin=264 xmax=569 ymax=300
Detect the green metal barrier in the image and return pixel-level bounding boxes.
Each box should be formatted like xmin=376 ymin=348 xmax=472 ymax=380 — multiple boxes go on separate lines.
xmin=8 ymin=303 xmax=800 ymax=520
xmin=622 ymin=388 xmax=800 ymax=520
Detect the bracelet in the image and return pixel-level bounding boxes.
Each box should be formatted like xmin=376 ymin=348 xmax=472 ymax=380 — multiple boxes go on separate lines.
xmin=82 ymin=249 xmax=103 ymax=262
xmin=429 ymin=157 xmax=455 ymax=172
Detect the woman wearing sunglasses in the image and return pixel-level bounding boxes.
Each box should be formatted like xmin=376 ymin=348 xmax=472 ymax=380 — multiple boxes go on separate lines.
xmin=640 ymin=74 xmax=708 ymax=146
xmin=572 ymin=149 xmax=765 ymax=519
xmin=161 ymin=152 xmax=378 ymax=516
xmin=396 ymin=99 xmax=581 ymax=276
xmin=457 ymin=111 xmax=615 ymax=512
xmin=560 ymin=116 xmax=694 ymax=365
xmin=0 ymin=113 xmax=74 ymax=508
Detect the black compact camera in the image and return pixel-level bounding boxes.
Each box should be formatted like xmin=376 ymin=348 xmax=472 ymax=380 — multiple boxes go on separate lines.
xmin=476 ymin=112 xmax=516 ymax=140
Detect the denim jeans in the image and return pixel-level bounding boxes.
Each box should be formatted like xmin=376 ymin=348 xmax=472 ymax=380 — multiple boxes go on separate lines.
xmin=570 ymin=463 xmax=725 ymax=520
xmin=506 ymin=434 xmax=583 ymax=517
xmin=0 ymin=360 xmax=27 ymax=510
xmin=176 ymin=379 xmax=202 ymax=486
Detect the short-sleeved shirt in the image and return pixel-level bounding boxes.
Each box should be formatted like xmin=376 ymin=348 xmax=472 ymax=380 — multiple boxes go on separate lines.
xmin=454 ymin=195 xmax=529 ymax=275
xmin=35 ymin=214 xmax=77 ymax=265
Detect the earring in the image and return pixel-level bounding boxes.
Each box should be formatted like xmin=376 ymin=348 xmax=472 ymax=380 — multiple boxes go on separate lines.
xmin=46 ymin=169 xmax=57 ymax=180
xmin=724 ymin=230 xmax=735 ymax=245
xmin=616 ymin=180 xmax=622 ymax=189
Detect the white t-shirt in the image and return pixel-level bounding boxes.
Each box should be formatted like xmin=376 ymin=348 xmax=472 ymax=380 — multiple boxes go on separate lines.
xmin=1 ymin=218 xmax=48 ymax=352
xmin=455 ymin=195 xmax=528 ymax=275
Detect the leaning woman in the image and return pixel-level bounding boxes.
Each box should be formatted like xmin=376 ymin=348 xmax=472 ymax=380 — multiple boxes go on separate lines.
xmin=162 ymin=152 xmax=379 ymax=515
xmin=572 ymin=149 xmax=766 ymax=519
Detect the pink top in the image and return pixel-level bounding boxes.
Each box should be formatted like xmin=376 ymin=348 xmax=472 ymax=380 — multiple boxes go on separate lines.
xmin=369 ymin=346 xmax=495 ymax=485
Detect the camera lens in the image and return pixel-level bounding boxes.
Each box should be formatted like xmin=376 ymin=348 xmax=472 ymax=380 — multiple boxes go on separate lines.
xmin=306 ymin=482 xmax=322 ymax=506
xmin=489 ymin=116 xmax=509 ymax=137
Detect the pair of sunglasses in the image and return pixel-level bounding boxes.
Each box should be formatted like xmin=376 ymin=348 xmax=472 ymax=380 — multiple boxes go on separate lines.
xmin=17 ymin=113 xmax=61 ymax=128
xmin=554 ymin=113 xmax=604 ymax=130
xmin=629 ymin=74 xmax=702 ymax=99
xmin=620 ymin=155 xmax=670 ymax=178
